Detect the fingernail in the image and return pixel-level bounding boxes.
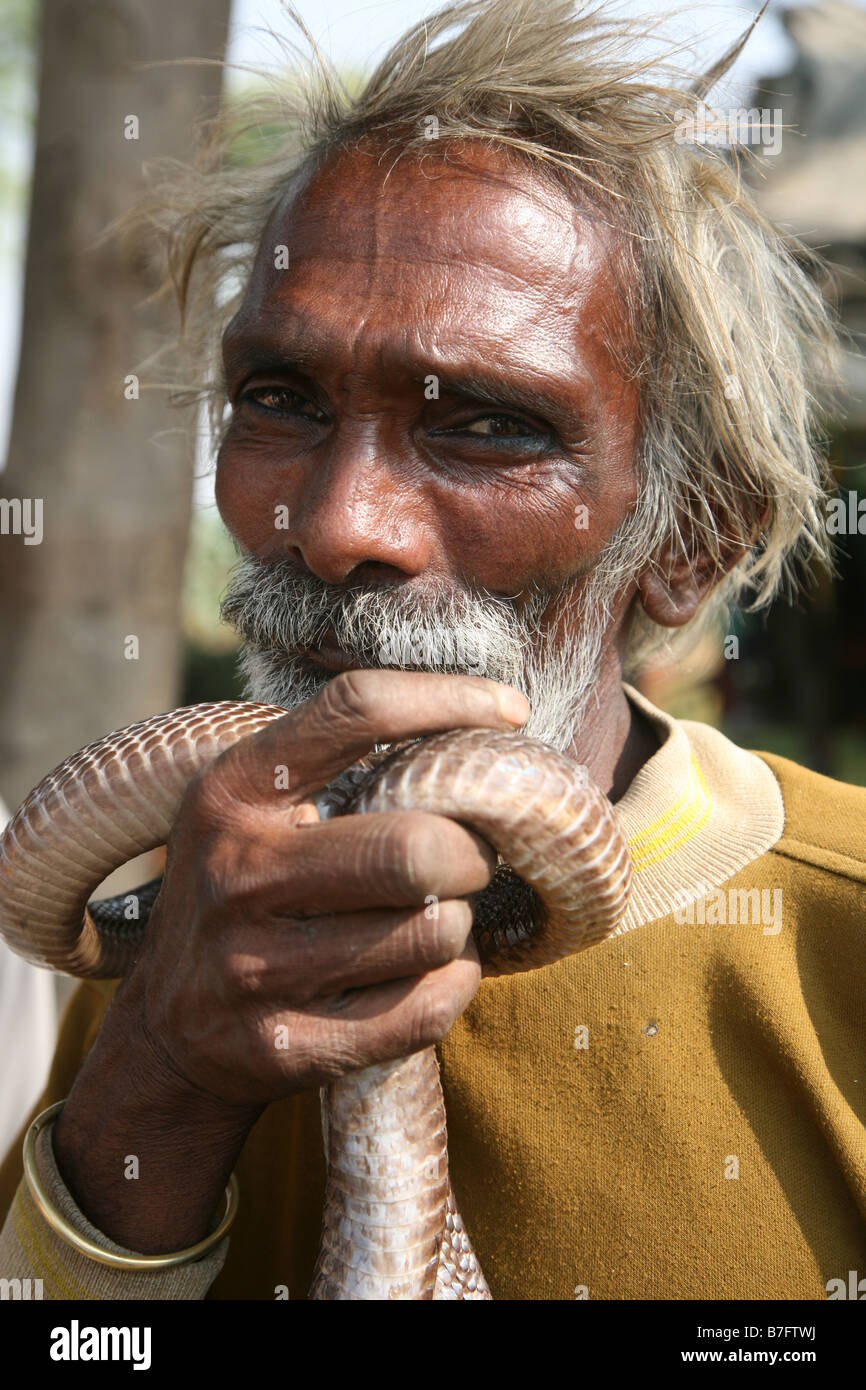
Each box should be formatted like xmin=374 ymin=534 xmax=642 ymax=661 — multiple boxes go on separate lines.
xmin=495 ymin=686 xmax=530 ymax=725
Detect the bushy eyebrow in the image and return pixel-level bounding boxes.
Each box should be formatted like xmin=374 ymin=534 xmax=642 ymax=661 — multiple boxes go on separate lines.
xmin=426 ymin=368 xmax=590 ymax=433
xmin=221 ymin=325 xmax=592 ymax=435
xmin=221 ymin=330 xmax=317 ymax=390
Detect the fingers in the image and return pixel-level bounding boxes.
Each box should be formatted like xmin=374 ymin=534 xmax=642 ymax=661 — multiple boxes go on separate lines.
xmin=152 ymin=668 xmax=523 ymax=1100
xmin=286 ymin=812 xmax=497 ymax=912
xmin=205 ymin=670 xmax=529 ymax=812
xmin=267 ymin=953 xmax=483 ymax=1078
xmin=224 ymin=898 xmax=475 ymax=1003
xmin=205 ymin=811 xmax=497 ymax=917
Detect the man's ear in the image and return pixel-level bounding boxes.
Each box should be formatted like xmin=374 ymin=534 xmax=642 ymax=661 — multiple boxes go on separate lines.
xmin=636 ymin=554 xmax=711 ymax=629
xmin=636 ymin=503 xmax=769 ymax=630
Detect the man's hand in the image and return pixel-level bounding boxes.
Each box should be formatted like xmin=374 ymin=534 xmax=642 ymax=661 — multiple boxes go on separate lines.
xmin=52 ymin=671 xmax=528 ymax=1253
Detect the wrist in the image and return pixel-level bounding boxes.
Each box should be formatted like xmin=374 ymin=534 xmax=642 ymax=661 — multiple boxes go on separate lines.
xmin=53 ymin=990 xmax=261 ymax=1253
xmin=26 ymin=1101 xmax=240 ymax=1268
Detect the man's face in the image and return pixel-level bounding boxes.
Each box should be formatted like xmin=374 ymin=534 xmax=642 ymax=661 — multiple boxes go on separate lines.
xmin=216 ymin=140 xmax=643 ymax=747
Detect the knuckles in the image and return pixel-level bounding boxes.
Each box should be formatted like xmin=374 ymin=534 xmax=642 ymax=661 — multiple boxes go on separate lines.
xmin=314 ymin=669 xmax=382 ymax=735
xmin=406 ymin=986 xmax=465 ymax=1052
xmin=176 ymin=763 xmax=236 ymax=836
xmin=402 ymin=819 xmax=447 ymax=898
xmin=219 ymin=949 xmax=270 ymax=1002
xmin=408 ymin=898 xmax=473 ymax=965
xmin=389 ymin=814 xmax=494 ymax=899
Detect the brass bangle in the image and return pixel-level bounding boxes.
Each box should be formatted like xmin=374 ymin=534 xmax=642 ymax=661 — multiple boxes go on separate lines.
xmin=23 ymin=1100 xmax=239 ymax=1270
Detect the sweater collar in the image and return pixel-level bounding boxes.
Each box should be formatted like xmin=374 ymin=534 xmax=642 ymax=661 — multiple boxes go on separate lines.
xmin=612 ymin=684 xmax=784 ymax=931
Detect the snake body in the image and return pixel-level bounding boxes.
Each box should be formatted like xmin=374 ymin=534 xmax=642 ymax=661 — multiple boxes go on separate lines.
xmin=0 ymin=700 xmax=632 ymax=1299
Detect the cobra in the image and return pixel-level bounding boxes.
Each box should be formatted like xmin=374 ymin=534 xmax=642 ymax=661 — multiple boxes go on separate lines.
xmin=0 ymin=700 xmax=632 ymax=1299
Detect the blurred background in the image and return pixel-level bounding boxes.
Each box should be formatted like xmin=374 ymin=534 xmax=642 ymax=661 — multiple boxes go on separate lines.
xmin=0 ymin=0 xmax=864 ymax=1149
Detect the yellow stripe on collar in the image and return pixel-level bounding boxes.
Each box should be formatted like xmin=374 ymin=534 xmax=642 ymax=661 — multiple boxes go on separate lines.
xmin=628 ymin=756 xmax=712 ymax=871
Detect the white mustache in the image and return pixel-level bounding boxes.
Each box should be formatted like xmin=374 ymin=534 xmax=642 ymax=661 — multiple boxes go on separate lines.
xmin=222 ymin=559 xmax=551 ymax=676
xmin=220 ymin=556 xmax=616 ymax=752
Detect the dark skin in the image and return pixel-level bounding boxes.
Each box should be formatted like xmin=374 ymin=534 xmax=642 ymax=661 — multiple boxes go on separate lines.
xmin=53 ymin=141 xmax=718 ymax=1252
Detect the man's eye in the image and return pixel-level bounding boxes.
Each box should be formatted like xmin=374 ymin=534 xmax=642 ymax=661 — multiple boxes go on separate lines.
xmin=461 ymin=415 xmax=545 ymax=440
xmin=239 ymin=386 xmax=325 ymax=420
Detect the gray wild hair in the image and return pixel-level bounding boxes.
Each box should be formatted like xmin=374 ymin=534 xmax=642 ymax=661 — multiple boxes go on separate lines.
xmin=134 ymin=0 xmax=840 ymax=673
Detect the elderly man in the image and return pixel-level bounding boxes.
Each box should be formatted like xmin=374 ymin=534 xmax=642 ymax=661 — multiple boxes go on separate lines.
xmin=1 ymin=0 xmax=864 ymax=1301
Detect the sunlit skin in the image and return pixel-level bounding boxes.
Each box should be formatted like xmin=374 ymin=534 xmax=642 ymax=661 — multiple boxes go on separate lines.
xmin=52 ymin=140 xmax=720 ymax=1254
xmin=215 ymin=139 xmax=691 ymax=797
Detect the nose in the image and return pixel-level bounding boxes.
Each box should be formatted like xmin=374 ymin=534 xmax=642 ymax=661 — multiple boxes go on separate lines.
xmin=286 ymin=430 xmax=433 ymax=584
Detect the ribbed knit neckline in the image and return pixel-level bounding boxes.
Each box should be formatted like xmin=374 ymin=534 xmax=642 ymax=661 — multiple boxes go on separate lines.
xmin=613 ymin=684 xmax=785 ymax=932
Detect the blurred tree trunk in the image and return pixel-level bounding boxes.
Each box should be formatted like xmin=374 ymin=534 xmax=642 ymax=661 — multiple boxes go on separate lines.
xmin=0 ymin=0 xmax=231 ymax=809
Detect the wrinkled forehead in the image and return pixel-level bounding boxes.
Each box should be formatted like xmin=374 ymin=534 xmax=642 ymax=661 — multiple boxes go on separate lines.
xmin=267 ymin=138 xmax=593 ymax=262
xmin=234 ymin=138 xmax=637 ymax=371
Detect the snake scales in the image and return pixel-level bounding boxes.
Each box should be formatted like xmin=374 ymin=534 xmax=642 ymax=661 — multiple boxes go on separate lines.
xmin=0 ymin=700 xmax=632 ymax=1299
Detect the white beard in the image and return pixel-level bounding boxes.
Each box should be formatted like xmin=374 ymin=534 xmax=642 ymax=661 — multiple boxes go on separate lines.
xmin=221 ymin=556 xmax=621 ymax=754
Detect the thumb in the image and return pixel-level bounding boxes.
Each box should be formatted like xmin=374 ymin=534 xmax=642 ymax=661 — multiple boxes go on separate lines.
xmin=213 ymin=669 xmax=529 ymax=810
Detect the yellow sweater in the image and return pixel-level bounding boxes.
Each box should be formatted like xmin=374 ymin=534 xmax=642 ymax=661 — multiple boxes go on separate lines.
xmin=1 ymin=687 xmax=864 ymax=1300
